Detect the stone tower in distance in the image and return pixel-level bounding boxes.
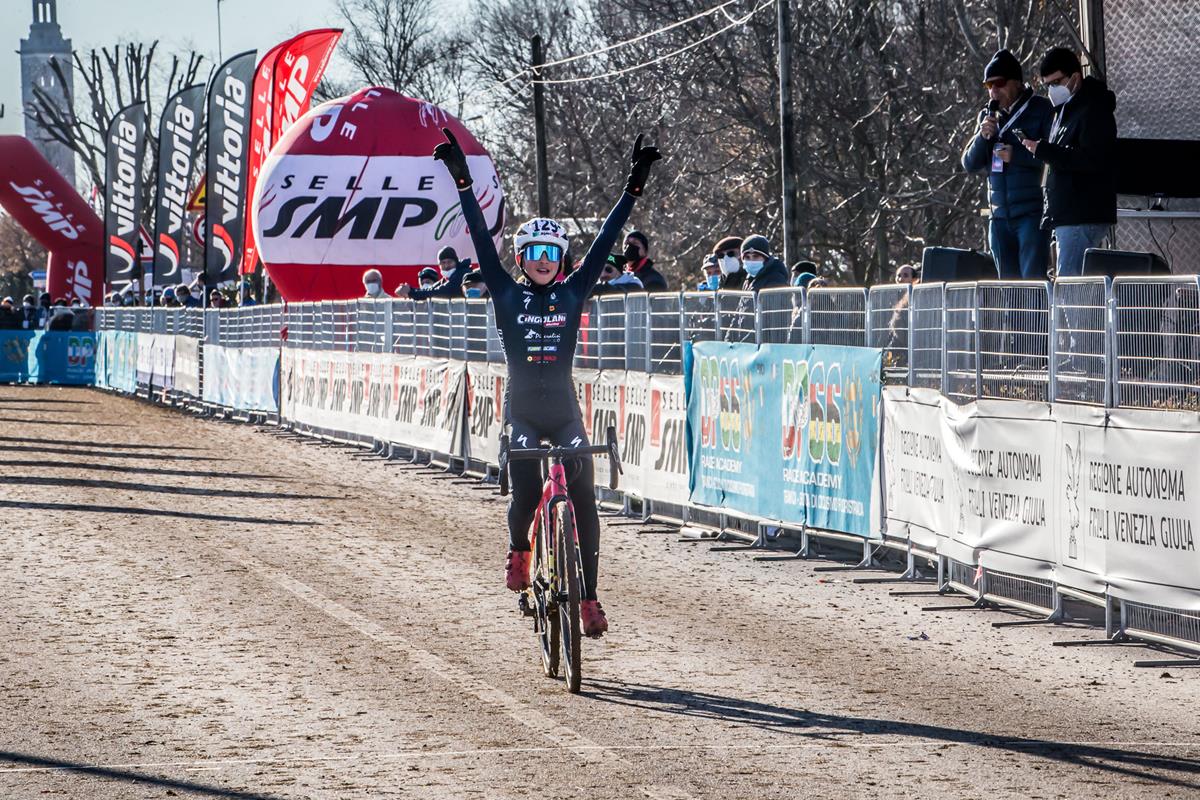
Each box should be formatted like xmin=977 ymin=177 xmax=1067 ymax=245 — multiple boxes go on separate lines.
xmin=20 ymin=0 xmax=77 ymax=187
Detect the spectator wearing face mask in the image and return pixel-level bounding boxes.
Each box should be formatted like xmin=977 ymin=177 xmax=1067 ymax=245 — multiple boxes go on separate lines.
xmin=120 ymin=286 xmax=139 ymax=307
xmin=622 ymin=230 xmax=668 ymax=292
xmin=699 ymin=254 xmax=722 ymax=291
xmin=711 ymin=236 xmax=746 ymax=290
xmin=397 ymin=246 xmax=472 ymax=299
xmin=19 ymin=295 xmax=40 ymax=329
xmin=38 ymin=292 xmax=53 ymax=322
xmin=591 ymin=254 xmax=643 ymax=297
xmin=417 ymin=267 xmax=440 ymax=290
xmin=1021 ymin=47 xmax=1118 ymax=278
xmin=462 ymin=270 xmax=490 ymax=299
xmin=0 ymin=297 xmax=19 ymax=329
xmin=739 ymin=235 xmax=790 ymax=292
xmin=175 ymin=284 xmax=200 ymax=308
xmin=362 ymin=268 xmax=387 ymax=299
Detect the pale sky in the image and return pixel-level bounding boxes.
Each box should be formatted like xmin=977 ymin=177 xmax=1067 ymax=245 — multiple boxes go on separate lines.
xmin=0 ymin=0 xmax=366 ymax=136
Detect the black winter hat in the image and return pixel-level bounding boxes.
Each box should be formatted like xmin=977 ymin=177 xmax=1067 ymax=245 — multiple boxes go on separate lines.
xmin=740 ymin=234 xmax=771 ymax=256
xmin=418 ymin=267 xmax=440 ymax=282
xmin=983 ymin=49 xmax=1022 ymax=83
xmin=436 ymin=246 xmax=458 ymax=262
xmin=626 ymin=230 xmax=649 ymax=250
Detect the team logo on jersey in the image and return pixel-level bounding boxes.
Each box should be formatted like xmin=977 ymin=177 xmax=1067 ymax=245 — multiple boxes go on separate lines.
xmin=522 ymin=293 xmax=532 ymax=310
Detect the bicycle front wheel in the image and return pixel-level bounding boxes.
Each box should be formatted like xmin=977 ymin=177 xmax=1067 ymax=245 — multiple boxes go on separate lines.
xmin=533 ymin=512 xmax=559 ymax=679
xmin=553 ymin=500 xmax=582 ymax=694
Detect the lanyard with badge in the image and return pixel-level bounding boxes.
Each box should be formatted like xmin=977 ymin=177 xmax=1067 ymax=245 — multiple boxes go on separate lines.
xmin=991 ymin=94 xmax=1033 ymax=173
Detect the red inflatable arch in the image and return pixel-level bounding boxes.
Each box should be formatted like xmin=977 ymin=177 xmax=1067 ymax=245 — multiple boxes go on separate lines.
xmin=0 ymin=136 xmax=104 ymax=304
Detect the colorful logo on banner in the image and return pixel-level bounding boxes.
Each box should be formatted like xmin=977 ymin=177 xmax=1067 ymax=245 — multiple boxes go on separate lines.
xmin=688 ymin=341 xmax=882 ymax=537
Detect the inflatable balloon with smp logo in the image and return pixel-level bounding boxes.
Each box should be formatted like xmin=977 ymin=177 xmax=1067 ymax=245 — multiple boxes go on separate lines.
xmin=252 ymin=87 xmax=506 ymax=301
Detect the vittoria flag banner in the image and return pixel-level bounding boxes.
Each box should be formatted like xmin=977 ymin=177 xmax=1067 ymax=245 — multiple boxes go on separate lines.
xmin=103 ymin=101 xmax=149 ymax=289
xmin=205 ymin=49 xmax=257 ymax=286
xmin=152 ymin=84 xmax=206 ymax=288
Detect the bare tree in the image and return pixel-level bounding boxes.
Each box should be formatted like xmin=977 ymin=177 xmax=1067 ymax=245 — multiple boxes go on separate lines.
xmin=0 ymin=214 xmax=47 ymax=299
xmin=26 ymin=43 xmax=206 ymax=213
xmin=334 ymin=0 xmax=466 ymax=107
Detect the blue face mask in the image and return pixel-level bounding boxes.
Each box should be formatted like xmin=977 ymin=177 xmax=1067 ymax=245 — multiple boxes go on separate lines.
xmin=704 ymin=274 xmax=721 ymax=291
xmin=465 ymin=287 xmax=483 ymax=299
xmin=743 ymin=259 xmax=765 ymax=277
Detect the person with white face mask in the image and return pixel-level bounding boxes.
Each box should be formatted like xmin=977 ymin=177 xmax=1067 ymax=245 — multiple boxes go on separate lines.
xmin=362 ymin=268 xmax=385 ymax=299
xmin=397 ymin=245 xmax=471 ymax=300
xmin=739 ymin=235 xmax=790 ymax=292
xmin=710 ymin=236 xmax=746 ymax=290
xmin=1020 ymin=47 xmax=1117 ymax=279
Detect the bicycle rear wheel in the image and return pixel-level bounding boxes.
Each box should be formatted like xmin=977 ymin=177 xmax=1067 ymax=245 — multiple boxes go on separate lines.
xmin=532 ymin=511 xmax=559 ymax=678
xmin=553 ymin=500 xmax=582 ymax=693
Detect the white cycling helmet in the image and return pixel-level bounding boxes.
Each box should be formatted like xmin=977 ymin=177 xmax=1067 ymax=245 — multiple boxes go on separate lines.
xmin=513 ymin=218 xmax=568 ymax=261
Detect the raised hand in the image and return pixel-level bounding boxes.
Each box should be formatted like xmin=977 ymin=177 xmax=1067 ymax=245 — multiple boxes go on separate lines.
xmin=624 ymin=133 xmax=662 ymax=197
xmin=433 ymin=127 xmax=473 ymax=189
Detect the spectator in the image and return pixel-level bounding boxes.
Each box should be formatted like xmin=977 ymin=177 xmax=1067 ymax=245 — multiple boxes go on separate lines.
xmin=0 ymin=297 xmax=18 ymax=329
xmin=175 ymin=284 xmax=200 ymax=308
xmin=712 ymin=236 xmax=746 ymax=290
xmin=104 ymin=291 xmax=120 ymax=307
xmin=398 ymin=246 xmax=471 ymax=299
xmin=895 ymin=264 xmax=920 ymax=284
xmin=739 ymin=235 xmax=789 ymax=292
xmin=962 ymin=49 xmax=1054 ymax=280
xmin=45 ymin=299 xmax=74 ymax=331
xmin=209 ymin=289 xmax=226 ymax=308
xmin=699 ymin=255 xmax=721 ymax=291
xmin=38 ymin=291 xmax=53 ymax=322
xmin=462 ymin=270 xmax=489 ymax=299
xmin=622 ymin=230 xmax=668 ymax=292
xmin=120 ymin=286 xmax=138 ymax=307
xmin=418 ymin=267 xmax=440 ymax=290
xmin=1022 ymin=47 xmax=1117 ymax=279
xmin=362 ymin=268 xmax=386 ymax=299
xmin=809 ymin=276 xmax=830 ymax=290
xmin=20 ymin=295 xmax=39 ymax=329
xmin=790 ymin=261 xmax=818 ymax=288
xmin=161 ymin=287 xmax=179 ymax=307
xmin=591 ymin=254 xmax=643 ymax=297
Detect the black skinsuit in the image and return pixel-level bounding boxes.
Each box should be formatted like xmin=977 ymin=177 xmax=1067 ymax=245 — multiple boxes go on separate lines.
xmin=458 ymin=187 xmax=637 ymax=601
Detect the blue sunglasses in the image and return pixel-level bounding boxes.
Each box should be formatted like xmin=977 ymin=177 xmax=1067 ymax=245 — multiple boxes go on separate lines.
xmin=523 ymin=243 xmax=562 ymax=262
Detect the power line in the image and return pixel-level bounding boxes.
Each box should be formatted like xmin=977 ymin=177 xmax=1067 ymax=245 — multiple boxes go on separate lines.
xmin=464 ymin=0 xmax=753 ymax=104
xmin=530 ymin=0 xmax=771 ymax=86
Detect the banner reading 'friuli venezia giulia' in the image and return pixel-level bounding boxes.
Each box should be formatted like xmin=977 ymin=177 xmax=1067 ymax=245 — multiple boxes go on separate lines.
xmin=687 ymin=341 xmax=882 ymax=538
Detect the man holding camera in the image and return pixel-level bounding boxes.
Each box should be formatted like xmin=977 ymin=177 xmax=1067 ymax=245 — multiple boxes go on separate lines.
xmin=962 ymin=49 xmax=1054 ymax=280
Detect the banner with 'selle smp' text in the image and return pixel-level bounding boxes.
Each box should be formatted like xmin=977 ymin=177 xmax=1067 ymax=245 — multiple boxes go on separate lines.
xmin=687 ymin=341 xmax=882 ymax=537
xmin=281 ymin=350 xmax=463 ymax=456
xmin=465 ymin=360 xmax=505 ymax=466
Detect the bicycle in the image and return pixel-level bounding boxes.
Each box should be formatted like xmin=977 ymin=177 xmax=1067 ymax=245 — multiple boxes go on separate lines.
xmin=499 ymin=426 xmax=621 ymax=693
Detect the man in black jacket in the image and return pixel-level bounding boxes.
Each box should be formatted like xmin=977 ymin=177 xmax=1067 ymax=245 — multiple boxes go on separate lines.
xmin=1021 ymin=47 xmax=1117 ymax=278
xmin=398 ymin=246 xmax=472 ymax=300
xmin=962 ymin=49 xmax=1054 ymax=279
xmin=622 ymin=230 xmax=668 ymax=292
xmin=740 ymin=235 xmax=789 ymax=292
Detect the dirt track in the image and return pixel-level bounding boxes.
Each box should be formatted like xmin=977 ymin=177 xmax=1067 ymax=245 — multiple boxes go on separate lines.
xmin=0 ymin=384 xmax=1198 ymax=799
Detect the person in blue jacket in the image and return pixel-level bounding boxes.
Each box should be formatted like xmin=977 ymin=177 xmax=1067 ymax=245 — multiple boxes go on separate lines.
xmin=962 ymin=49 xmax=1054 ymax=280
xmin=433 ymin=127 xmax=660 ymax=638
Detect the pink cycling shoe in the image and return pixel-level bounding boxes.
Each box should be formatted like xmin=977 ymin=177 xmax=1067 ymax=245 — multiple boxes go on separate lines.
xmin=580 ymin=600 xmax=608 ymax=637
xmin=505 ymin=549 xmax=531 ymax=592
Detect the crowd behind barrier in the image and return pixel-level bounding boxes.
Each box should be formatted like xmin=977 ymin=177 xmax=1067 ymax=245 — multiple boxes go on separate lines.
xmin=88 ymin=277 xmax=1200 ymax=656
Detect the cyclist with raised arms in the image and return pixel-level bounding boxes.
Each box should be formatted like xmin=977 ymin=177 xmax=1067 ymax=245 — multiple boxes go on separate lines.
xmin=433 ymin=128 xmax=660 ymax=637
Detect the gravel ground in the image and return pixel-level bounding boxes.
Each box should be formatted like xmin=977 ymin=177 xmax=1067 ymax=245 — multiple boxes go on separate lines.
xmin=0 ymin=384 xmax=1198 ymax=799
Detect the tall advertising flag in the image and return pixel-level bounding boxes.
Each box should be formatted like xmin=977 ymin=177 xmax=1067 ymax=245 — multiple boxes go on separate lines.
xmin=205 ymin=49 xmax=257 ymax=286
xmin=241 ymin=28 xmax=342 ymax=275
xmin=103 ymin=101 xmax=148 ymax=290
xmin=152 ymin=84 xmax=206 ymax=288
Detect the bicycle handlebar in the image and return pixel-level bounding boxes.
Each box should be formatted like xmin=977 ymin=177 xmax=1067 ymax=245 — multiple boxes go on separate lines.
xmin=506 ymin=443 xmax=614 ymax=462
xmin=498 ymin=426 xmax=623 ymax=495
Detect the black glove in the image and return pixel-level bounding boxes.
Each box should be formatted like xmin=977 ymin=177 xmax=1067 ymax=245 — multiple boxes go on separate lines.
xmin=433 ymin=127 xmax=472 ymax=189
xmin=624 ymin=134 xmax=661 ymax=197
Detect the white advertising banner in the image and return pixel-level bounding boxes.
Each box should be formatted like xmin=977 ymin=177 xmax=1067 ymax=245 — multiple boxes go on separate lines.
xmin=202 ymin=345 xmax=279 ymax=412
xmin=283 ymin=350 xmax=463 ymax=455
xmin=1055 ymin=402 xmax=1200 ymax=610
xmin=464 ymin=360 xmax=505 ymax=465
xmin=882 ymin=387 xmax=949 ymax=551
xmin=644 ymin=373 xmax=690 ymax=506
xmin=174 ymin=335 xmax=200 ymax=397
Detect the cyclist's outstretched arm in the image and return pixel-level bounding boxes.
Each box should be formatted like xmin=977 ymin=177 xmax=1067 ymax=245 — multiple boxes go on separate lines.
xmin=571 ymin=135 xmax=662 ymax=292
xmin=434 ymin=128 xmax=515 ymax=293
